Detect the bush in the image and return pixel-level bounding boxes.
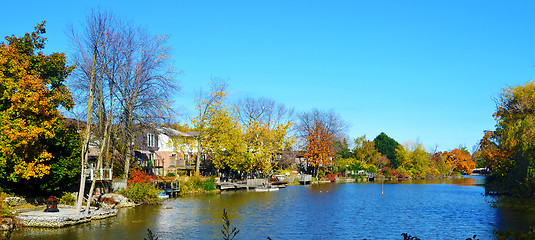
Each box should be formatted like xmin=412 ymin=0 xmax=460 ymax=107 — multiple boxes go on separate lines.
xmin=58 ymin=192 xmax=76 ymax=205
xmin=326 ymin=174 xmax=336 ymax=182
xmin=179 ymin=176 xmax=217 ymax=194
xmin=203 ymin=179 xmax=216 ymax=191
xmin=128 ymin=168 xmax=156 ymax=184
xmin=166 ymin=172 xmax=176 ymax=177
xmin=367 ymin=165 xmax=377 ymax=173
xmin=192 ymin=176 xmax=204 ymax=189
xmin=121 ymin=182 xmax=160 ymax=204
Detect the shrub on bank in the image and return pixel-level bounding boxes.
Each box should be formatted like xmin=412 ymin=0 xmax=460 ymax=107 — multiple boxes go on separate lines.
xmin=166 ymin=172 xmax=176 ymax=177
xmin=58 ymin=192 xmax=76 ymax=205
xmin=121 ymin=182 xmax=160 ymax=204
xmin=179 ymin=176 xmax=217 ymax=194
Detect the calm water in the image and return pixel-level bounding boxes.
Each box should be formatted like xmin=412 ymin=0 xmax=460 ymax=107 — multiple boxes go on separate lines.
xmin=12 ymin=176 xmax=535 ymax=239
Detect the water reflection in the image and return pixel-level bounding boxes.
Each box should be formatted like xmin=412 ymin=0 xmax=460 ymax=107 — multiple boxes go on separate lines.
xmin=383 ymin=175 xmax=486 ymax=186
xmin=12 ymin=176 xmax=532 ymax=239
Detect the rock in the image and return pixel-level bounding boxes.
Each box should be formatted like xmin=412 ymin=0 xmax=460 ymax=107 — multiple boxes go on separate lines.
xmin=0 ymin=217 xmax=13 ymax=231
xmin=99 ymin=193 xmax=136 ymax=208
xmin=4 ymin=197 xmax=26 ymax=206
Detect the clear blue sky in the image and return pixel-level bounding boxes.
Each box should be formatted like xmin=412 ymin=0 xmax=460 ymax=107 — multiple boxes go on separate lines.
xmin=2 ymin=0 xmax=534 ymax=152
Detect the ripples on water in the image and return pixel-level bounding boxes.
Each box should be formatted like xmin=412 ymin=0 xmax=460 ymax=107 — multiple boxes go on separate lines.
xmin=13 ymin=176 xmax=535 ymax=239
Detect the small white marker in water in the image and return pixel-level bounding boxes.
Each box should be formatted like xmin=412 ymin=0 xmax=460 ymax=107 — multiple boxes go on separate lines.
xmin=381 ymin=177 xmax=384 ymax=196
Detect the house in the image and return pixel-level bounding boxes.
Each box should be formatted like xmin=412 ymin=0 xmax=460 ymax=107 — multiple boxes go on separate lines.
xmin=134 ymin=127 xmax=200 ymax=176
xmin=155 ymin=127 xmax=199 ymax=176
xmin=134 ymin=128 xmax=161 ymax=175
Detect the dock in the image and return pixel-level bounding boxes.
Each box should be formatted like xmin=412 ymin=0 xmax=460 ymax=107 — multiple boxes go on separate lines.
xmin=155 ymin=180 xmax=180 ymax=197
xmin=219 ymin=182 xmax=248 ymax=190
xmin=298 ymin=174 xmax=312 ymax=184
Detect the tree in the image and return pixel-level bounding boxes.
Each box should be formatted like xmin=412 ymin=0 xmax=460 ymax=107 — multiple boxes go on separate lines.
xmin=297 ymin=109 xmax=348 ymax=177
xmin=204 ymin=103 xmax=245 ymax=173
xmin=192 ymin=79 xmax=229 ymax=174
xmin=20 ymin=120 xmax=82 ymax=196
xmin=476 ymin=131 xmax=510 ymax=175
xmin=373 ymin=132 xmax=400 ymax=168
xmin=113 ymin=21 xmax=177 ymax=179
xmin=482 ymin=81 xmax=535 ymax=195
xmin=235 ymin=97 xmax=295 ymax=176
xmin=395 ymin=141 xmax=431 ymax=178
xmin=0 ymin=22 xmax=75 ymax=183
xmin=69 ymin=9 xmax=177 ymax=212
xmin=304 ymin=119 xmax=334 ymax=177
xmin=69 ymin=9 xmax=115 ymax=213
xmin=443 ymin=148 xmax=475 ymax=175
xmin=334 ymin=138 xmax=352 ymax=160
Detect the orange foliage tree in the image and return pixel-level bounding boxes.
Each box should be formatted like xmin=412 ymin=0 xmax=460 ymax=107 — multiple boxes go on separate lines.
xmin=476 ymin=131 xmax=511 ymax=177
xmin=443 ymin=148 xmax=476 ymax=175
xmin=304 ymin=119 xmax=335 ymax=177
xmin=0 ymin=22 xmax=74 ymax=182
xmin=298 ymin=109 xmax=347 ymax=177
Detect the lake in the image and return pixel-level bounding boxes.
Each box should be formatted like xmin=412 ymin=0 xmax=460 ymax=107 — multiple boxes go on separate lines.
xmin=12 ymin=176 xmax=535 ymax=239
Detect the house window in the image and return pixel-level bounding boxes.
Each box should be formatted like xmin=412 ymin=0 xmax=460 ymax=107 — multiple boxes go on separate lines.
xmin=147 ymin=133 xmax=155 ymax=147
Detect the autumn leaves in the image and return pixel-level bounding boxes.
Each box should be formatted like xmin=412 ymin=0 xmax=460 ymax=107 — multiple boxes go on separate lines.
xmin=0 ymin=22 xmax=74 ymax=182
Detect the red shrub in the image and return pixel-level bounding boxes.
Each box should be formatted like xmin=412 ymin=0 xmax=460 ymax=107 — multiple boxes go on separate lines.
xmin=128 ymin=168 xmax=155 ymax=184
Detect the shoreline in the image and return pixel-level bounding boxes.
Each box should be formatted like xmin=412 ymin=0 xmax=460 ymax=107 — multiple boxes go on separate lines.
xmin=4 ymin=175 xmax=477 ymax=230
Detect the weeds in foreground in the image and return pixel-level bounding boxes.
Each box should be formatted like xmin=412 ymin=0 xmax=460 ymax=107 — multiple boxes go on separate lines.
xmin=401 ymin=233 xmax=421 ymax=240
xmin=3 ymin=224 xmax=14 ymax=240
xmin=144 ymin=228 xmax=158 ymax=240
xmin=221 ymin=209 xmax=239 ymax=240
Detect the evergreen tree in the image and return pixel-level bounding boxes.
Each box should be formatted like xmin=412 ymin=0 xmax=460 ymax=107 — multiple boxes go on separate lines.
xmin=373 ymin=132 xmax=400 ymax=168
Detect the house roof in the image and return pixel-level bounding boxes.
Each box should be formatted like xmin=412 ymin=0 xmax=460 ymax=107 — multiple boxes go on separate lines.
xmin=156 ymin=127 xmax=198 ymax=138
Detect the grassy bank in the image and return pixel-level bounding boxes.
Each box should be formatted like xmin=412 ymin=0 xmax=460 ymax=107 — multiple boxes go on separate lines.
xmin=179 ymin=176 xmax=219 ymax=195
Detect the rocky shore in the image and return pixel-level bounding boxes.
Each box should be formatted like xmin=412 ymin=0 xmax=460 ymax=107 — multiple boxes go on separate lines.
xmin=2 ymin=193 xmax=138 ymax=229
xmin=16 ymin=208 xmax=118 ymax=228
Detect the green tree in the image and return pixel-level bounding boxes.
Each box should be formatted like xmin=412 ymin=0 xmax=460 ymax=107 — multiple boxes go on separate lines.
xmin=0 ymin=22 xmax=75 ymax=185
xmin=334 ymin=138 xmax=352 ymax=159
xmin=373 ymin=132 xmax=400 ymax=167
xmin=485 ymin=81 xmax=535 ymax=196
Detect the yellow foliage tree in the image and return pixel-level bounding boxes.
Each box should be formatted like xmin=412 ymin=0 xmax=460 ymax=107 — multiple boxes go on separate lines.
xmin=242 ymin=119 xmax=294 ymax=176
xmin=0 ymin=22 xmax=74 ymax=181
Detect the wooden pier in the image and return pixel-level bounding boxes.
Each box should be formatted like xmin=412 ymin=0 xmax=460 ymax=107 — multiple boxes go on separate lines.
xmin=219 ymin=182 xmax=248 ymax=190
xmin=298 ymin=174 xmax=312 ymax=185
xmin=155 ymin=180 xmax=180 ymax=197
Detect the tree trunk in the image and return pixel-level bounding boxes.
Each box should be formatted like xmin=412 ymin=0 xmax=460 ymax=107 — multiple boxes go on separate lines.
xmin=123 ymin=112 xmax=133 ymax=180
xmin=85 ymin=97 xmax=113 ymax=211
xmin=75 ymin=46 xmax=98 ymax=214
xmin=195 ymin=137 xmax=202 ymax=175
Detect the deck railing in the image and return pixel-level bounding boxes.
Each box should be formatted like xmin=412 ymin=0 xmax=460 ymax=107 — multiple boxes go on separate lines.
xmin=85 ymin=168 xmax=113 ymax=181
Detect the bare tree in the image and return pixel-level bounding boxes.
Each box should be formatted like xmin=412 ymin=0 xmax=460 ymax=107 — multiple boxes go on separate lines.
xmin=68 ymin=9 xmax=117 ymax=213
xmin=296 ymin=109 xmax=348 ymax=142
xmin=69 ymin=9 xmax=178 ymax=211
xmin=235 ymin=97 xmax=294 ymax=128
xmin=114 ymin=21 xmax=178 ymax=179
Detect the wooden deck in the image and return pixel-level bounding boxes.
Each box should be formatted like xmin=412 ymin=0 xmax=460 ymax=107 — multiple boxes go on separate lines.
xmin=298 ymin=174 xmax=312 ymax=184
xmin=219 ymin=182 xmax=248 ymax=190
xmin=155 ymin=180 xmax=180 ymax=197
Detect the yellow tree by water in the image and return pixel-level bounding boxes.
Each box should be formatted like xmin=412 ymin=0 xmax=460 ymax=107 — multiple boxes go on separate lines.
xmin=0 ymin=22 xmax=74 ymax=181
